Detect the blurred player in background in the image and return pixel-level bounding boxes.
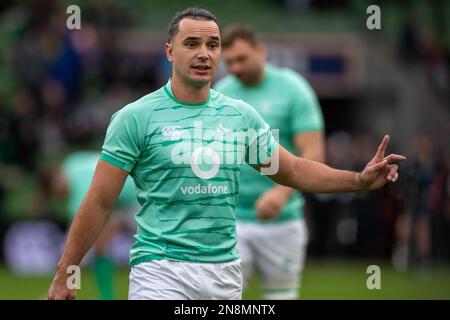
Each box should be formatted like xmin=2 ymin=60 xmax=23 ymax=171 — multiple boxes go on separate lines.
xmin=215 ymin=25 xmax=325 ymax=299
xmin=43 ymin=151 xmax=137 ymax=299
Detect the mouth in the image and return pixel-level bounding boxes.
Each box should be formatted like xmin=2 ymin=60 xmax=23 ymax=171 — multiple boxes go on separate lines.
xmin=191 ymin=65 xmax=211 ymax=74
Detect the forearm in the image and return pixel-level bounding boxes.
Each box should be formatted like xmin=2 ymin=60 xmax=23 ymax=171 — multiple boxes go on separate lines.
xmin=273 ymin=155 xmax=363 ymax=193
xmin=269 ymin=136 xmax=405 ymax=196
xmin=291 ymin=157 xmax=363 ymax=193
xmin=56 ymin=195 xmax=113 ymax=272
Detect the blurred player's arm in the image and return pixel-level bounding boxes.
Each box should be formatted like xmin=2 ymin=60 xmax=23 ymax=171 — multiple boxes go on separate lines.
xmin=256 ymin=131 xmax=325 ymax=220
xmin=294 ymin=131 xmax=325 ymax=163
xmin=263 ymin=135 xmax=405 ymax=193
xmin=48 ymin=160 xmax=128 ymax=300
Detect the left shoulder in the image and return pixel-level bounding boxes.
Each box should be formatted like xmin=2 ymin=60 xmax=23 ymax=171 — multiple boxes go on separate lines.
xmin=211 ymin=89 xmax=260 ymax=119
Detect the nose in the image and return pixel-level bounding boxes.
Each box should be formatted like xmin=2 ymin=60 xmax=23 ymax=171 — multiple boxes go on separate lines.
xmin=196 ymin=44 xmax=209 ymax=60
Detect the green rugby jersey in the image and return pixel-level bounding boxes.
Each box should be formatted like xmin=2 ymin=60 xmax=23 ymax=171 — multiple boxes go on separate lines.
xmin=214 ymin=64 xmax=324 ymax=222
xmin=100 ymin=80 xmax=278 ymax=265
xmin=62 ymin=151 xmax=138 ymax=219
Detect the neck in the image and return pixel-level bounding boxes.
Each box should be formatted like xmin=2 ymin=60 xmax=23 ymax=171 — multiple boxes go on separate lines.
xmin=246 ymin=64 xmax=266 ymax=87
xmin=255 ymin=64 xmax=266 ymax=85
xmin=171 ymin=75 xmax=210 ymax=104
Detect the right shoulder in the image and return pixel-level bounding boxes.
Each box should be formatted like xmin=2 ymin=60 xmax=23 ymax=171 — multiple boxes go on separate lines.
xmin=111 ymin=87 xmax=169 ymax=122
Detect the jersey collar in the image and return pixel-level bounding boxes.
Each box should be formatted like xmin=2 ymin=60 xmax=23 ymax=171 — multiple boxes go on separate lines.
xmin=164 ymin=79 xmax=211 ymax=107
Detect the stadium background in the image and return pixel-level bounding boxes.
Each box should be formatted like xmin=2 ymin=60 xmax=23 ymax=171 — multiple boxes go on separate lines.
xmin=0 ymin=0 xmax=449 ymax=299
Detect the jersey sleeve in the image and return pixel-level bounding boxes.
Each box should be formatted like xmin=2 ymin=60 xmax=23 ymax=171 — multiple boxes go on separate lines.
xmin=288 ymin=73 xmax=325 ymax=134
xmin=100 ymin=107 xmax=143 ymax=173
xmin=238 ymin=100 xmax=279 ymax=166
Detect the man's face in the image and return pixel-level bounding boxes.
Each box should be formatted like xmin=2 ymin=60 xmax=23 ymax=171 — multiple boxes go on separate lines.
xmin=166 ymin=18 xmax=221 ymax=87
xmin=222 ymin=39 xmax=265 ymax=85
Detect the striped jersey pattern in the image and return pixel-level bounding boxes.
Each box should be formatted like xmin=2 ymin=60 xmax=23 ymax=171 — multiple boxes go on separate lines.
xmin=100 ymin=80 xmax=278 ymax=265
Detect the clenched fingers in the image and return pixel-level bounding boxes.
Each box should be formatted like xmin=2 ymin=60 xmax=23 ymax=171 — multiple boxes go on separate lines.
xmin=386 ymin=164 xmax=399 ymax=182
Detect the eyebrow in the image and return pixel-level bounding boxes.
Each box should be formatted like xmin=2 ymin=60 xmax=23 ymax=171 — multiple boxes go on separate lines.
xmin=182 ymin=36 xmax=220 ymax=42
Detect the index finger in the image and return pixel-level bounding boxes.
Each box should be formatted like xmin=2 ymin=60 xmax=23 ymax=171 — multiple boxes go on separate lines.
xmin=385 ymin=153 xmax=407 ymax=163
xmin=375 ymin=135 xmax=389 ymax=161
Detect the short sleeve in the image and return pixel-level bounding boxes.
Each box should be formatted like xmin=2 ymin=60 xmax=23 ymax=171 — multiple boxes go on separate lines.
xmin=289 ymin=73 xmax=324 ymax=134
xmin=100 ymin=108 xmax=142 ymax=173
xmin=238 ymin=100 xmax=279 ymax=166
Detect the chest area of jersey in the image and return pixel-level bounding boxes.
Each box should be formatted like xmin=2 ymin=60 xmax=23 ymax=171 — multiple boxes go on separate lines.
xmin=144 ymin=108 xmax=247 ymax=180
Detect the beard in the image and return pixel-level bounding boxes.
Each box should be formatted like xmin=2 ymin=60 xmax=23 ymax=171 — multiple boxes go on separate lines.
xmin=236 ymin=68 xmax=262 ymax=86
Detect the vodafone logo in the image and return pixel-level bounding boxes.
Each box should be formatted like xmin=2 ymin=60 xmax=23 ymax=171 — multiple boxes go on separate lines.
xmin=190 ymin=146 xmax=220 ymax=179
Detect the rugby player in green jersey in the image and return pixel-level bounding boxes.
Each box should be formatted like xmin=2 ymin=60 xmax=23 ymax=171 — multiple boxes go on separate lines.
xmin=48 ymin=7 xmax=405 ymax=300
xmin=214 ymin=25 xmax=325 ymax=299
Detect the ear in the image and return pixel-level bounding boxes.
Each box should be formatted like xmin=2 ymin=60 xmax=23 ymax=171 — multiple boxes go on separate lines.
xmin=165 ymin=42 xmax=174 ymax=62
xmin=257 ymin=42 xmax=267 ymax=60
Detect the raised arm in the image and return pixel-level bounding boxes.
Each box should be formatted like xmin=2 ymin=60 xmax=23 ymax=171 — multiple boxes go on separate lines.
xmin=47 ymin=160 xmax=128 ymax=300
xmin=265 ymin=135 xmax=405 ymax=193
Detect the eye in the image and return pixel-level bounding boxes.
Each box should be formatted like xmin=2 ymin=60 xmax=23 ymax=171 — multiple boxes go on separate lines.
xmin=237 ymin=56 xmax=247 ymax=63
xmin=209 ymin=42 xmax=219 ymax=49
xmin=185 ymin=41 xmax=197 ymax=48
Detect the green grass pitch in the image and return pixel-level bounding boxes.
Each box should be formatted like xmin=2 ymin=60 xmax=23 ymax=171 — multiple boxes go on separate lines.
xmin=1 ymin=260 xmax=449 ymax=300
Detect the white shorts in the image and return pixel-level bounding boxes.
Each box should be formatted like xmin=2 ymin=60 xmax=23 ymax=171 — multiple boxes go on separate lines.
xmin=128 ymin=259 xmax=242 ymax=300
xmin=236 ymin=219 xmax=308 ymax=299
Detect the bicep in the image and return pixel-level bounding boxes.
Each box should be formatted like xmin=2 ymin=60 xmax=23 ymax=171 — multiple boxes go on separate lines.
xmin=257 ymin=144 xmax=330 ymax=192
xmin=87 ymin=160 xmax=129 ymax=209
xmin=255 ymin=145 xmax=299 ymax=186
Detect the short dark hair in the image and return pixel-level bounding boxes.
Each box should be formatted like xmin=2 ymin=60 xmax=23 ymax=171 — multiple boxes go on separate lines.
xmin=222 ymin=25 xmax=260 ymax=49
xmin=167 ymin=7 xmax=220 ymax=43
